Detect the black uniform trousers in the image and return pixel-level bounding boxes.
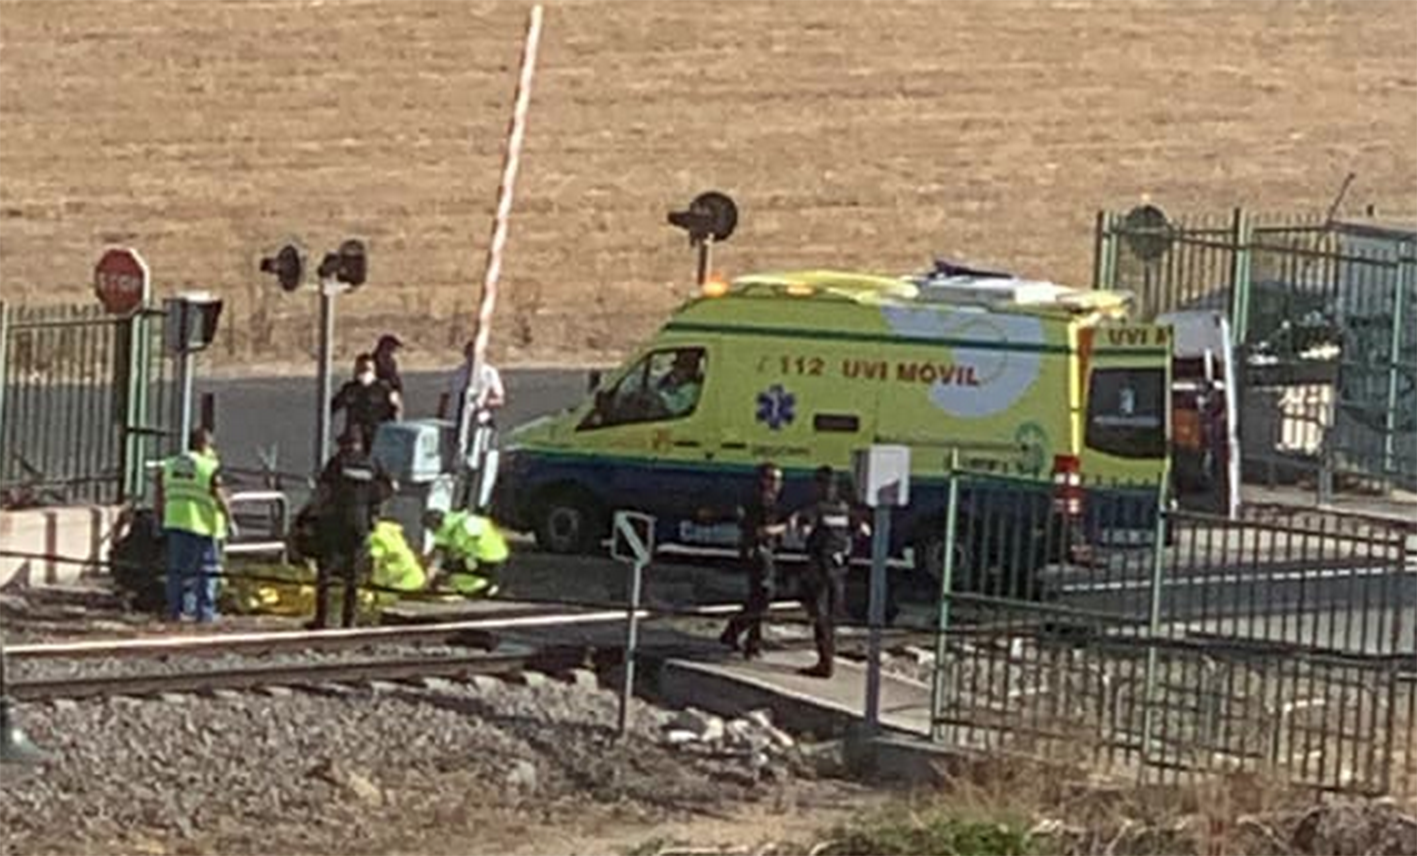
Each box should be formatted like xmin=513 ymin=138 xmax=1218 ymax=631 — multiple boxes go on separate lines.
xmin=802 ymin=551 xmax=847 ymax=665
xmin=314 ymin=527 xmax=367 ymax=629
xmin=724 ymin=548 xmax=775 ymax=654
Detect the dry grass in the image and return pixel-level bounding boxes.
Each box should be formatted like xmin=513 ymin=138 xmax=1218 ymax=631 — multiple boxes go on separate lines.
xmin=2 ymin=1 xmax=1415 ymax=372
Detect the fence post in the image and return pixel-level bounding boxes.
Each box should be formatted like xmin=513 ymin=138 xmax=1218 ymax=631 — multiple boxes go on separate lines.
xmin=1228 ymin=208 xmax=1253 ymax=347
xmin=929 ymin=450 xmax=962 ymax=743
xmin=120 ymin=308 xmax=155 ymax=502
xmin=0 ymin=302 xmax=9 ymax=488
xmin=1139 ymin=479 xmax=1170 ymax=780
xmin=1383 ymin=252 xmax=1412 ymax=483
xmin=1092 ymin=210 xmax=1118 ymax=291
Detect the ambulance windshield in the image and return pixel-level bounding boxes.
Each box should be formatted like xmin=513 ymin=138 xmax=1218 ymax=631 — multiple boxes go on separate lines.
xmin=1086 ymin=368 xmax=1165 ymax=460
xmin=578 ymin=347 xmax=707 ymax=430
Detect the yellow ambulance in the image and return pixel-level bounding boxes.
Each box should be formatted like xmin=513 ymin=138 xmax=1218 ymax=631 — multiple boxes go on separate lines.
xmin=495 ymin=266 xmax=1174 ymax=577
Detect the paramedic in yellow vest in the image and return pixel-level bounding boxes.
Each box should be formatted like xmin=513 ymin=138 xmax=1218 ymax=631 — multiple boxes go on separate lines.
xmin=422 ymin=509 xmax=509 ymax=597
xmin=156 ymin=427 xmax=232 ymax=623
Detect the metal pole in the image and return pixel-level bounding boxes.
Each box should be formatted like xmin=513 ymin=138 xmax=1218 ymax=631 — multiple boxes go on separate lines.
xmin=176 ymin=348 xmax=195 ymax=450
xmin=929 ymin=450 xmax=961 ymax=741
xmin=864 ymin=505 xmax=892 ymax=732
xmin=1138 ymin=478 xmax=1170 ymax=779
xmin=696 ymin=237 xmax=714 ymax=286
xmin=314 ymin=287 xmax=335 ymax=472
xmin=618 ymin=555 xmax=646 ymax=738
xmin=1382 ymin=255 xmax=1410 ymax=480
xmin=0 ymin=303 xmax=10 ymax=483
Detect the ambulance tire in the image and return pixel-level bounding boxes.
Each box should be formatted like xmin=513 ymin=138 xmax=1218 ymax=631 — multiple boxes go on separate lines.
xmin=533 ymin=488 xmax=607 ymax=555
xmin=914 ymin=522 xmax=1045 ymax=602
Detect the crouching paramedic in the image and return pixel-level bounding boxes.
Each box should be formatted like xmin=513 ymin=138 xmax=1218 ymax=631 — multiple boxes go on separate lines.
xmin=422 ymin=509 xmax=509 ymax=597
xmin=794 ymin=466 xmax=860 ymax=678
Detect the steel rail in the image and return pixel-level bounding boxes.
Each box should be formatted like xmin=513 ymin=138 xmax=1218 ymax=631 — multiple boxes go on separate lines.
xmin=8 ymin=649 xmax=561 ymax=703
xmin=7 ymin=601 xmax=807 ymax=662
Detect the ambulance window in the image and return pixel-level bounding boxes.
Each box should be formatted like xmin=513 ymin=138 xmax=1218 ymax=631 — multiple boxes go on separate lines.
xmin=579 ymin=347 xmax=707 ymax=430
xmin=1085 ymin=368 xmax=1165 ymax=459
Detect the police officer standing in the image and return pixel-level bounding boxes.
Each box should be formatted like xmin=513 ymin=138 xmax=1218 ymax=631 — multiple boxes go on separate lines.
xmin=312 ymin=431 xmax=395 ymax=628
xmin=156 ymin=428 xmax=232 ymax=623
xmin=331 ymin=353 xmax=402 ymax=452
xmin=794 ymin=466 xmax=861 ymax=678
xmin=720 ymin=463 xmax=787 ymax=659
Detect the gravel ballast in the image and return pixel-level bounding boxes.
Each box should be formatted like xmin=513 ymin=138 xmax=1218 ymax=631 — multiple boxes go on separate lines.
xmin=0 ymin=674 xmax=821 ymax=856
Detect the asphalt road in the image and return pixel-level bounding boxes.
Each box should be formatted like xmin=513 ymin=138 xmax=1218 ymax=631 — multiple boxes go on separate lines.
xmin=199 ymin=367 xmax=590 ymax=478
xmin=196 ymin=367 xmax=1414 ymax=656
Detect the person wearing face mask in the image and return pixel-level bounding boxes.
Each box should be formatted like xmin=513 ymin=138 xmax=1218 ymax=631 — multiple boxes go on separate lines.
xmin=331 ymin=353 xmax=403 ymax=452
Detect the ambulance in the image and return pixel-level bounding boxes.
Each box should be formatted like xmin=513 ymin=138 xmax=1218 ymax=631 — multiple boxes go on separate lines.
xmin=496 ymin=263 xmax=1223 ymax=585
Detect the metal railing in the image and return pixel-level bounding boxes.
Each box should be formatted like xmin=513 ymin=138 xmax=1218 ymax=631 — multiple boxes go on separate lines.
xmin=929 ymin=469 xmax=1417 ymax=795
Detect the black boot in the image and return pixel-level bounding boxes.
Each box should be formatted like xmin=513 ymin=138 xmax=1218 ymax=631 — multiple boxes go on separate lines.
xmin=742 ymin=624 xmax=763 ymax=660
xmin=719 ymin=618 xmax=742 ymax=651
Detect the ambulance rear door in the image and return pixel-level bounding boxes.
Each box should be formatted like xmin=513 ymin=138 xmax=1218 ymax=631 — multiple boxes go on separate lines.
xmin=1079 ymin=323 xmax=1173 ymax=487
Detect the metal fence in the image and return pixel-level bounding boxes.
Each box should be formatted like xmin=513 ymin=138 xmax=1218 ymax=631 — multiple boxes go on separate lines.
xmin=929 ymin=472 xmax=1416 ymax=795
xmin=0 ymin=302 xmax=173 ymax=507
xmin=1094 ymin=209 xmax=1417 ymax=495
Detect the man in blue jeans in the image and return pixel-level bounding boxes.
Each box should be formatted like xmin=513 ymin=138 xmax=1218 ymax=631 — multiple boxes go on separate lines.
xmin=156 ymin=428 xmax=232 ymax=623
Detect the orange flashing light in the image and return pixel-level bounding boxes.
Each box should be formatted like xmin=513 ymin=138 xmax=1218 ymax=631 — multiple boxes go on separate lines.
xmin=701 ymin=277 xmax=730 ymax=298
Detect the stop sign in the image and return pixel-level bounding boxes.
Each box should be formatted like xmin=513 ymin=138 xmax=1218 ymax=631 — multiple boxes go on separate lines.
xmin=94 ymin=247 xmax=150 ymax=316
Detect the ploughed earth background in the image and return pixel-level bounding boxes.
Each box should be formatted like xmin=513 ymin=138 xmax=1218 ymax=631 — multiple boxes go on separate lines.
xmin=1 ymin=0 xmax=1414 ymax=374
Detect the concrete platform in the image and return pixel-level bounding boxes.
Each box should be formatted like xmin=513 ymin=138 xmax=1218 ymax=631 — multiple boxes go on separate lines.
xmin=657 ymin=647 xmax=932 ymax=740
xmin=0 ymin=505 xmax=121 ymax=589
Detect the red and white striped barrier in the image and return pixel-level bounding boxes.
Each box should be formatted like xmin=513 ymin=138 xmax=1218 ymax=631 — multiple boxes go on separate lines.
xmin=468 ymin=3 xmax=544 ymax=369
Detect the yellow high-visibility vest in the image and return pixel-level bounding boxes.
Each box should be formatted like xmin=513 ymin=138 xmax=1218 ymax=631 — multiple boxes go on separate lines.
xmin=162 ymin=452 xmax=220 ymax=537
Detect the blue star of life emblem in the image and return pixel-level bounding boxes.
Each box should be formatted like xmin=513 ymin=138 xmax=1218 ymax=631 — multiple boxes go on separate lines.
xmin=756 ymin=384 xmax=796 ymax=430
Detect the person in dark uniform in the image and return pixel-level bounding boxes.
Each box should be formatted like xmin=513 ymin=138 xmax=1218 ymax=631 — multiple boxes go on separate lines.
xmin=311 ymin=431 xmax=396 ymax=629
xmin=794 ymin=466 xmax=859 ymax=678
xmin=719 ymin=463 xmax=787 ymax=659
xmin=331 ymin=353 xmax=402 ymax=452
xmin=372 ymin=334 xmax=405 ymax=394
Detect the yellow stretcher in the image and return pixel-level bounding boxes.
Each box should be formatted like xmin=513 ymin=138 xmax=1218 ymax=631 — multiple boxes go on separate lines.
xmin=222 ymin=520 xmax=442 ymax=619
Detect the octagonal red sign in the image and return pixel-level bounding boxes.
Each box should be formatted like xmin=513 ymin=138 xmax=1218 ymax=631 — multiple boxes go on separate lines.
xmin=94 ymin=247 xmax=150 ymax=316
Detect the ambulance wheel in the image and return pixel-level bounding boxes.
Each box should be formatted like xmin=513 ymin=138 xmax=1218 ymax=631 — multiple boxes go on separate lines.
xmin=534 ymin=489 xmax=605 ymax=555
xmin=913 ymin=524 xmax=978 ymax=594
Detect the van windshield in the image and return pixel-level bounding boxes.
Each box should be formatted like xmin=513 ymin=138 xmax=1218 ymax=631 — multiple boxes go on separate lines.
xmin=1086 ymin=368 xmax=1165 ymax=459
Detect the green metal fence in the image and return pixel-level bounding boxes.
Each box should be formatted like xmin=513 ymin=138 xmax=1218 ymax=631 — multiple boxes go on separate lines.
xmin=929 ymin=471 xmax=1417 ymax=795
xmin=0 ymin=302 xmax=173 ymax=507
xmin=1094 ymin=209 xmax=1417 ymax=494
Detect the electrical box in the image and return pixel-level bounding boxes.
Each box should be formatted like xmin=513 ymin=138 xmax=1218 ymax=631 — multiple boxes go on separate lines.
xmin=162 ymin=292 xmax=224 ymax=354
xmin=853 ymin=445 xmax=911 ymax=508
xmin=371 ymin=419 xmax=455 ymax=484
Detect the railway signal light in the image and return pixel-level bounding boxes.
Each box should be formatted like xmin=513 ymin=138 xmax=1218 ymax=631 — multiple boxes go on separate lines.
xmin=259 ymin=243 xmax=306 ymax=293
xmin=668 ymin=191 xmax=738 ymax=286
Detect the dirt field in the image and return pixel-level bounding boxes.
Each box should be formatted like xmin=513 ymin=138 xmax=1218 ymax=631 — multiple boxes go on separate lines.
xmin=1 ymin=0 xmax=1414 ymax=373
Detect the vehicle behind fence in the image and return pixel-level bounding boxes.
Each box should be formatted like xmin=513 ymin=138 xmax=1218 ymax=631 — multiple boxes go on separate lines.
xmin=1094 ymin=209 xmax=1417 ymax=496
xmin=0 ymin=302 xmax=174 ymax=507
xmin=928 ymin=470 xmax=1416 ymax=795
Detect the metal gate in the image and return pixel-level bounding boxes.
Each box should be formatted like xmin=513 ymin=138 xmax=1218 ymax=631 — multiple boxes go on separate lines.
xmin=1094 ymin=209 xmax=1417 ymax=494
xmin=0 ymin=302 xmax=174 ymax=507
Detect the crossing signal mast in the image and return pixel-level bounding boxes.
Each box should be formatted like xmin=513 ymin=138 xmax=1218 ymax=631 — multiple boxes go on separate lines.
xmin=259 ymin=238 xmax=369 ymax=470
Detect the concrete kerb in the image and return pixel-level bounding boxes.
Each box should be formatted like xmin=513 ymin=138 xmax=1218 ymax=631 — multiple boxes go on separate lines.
xmin=0 ymin=505 xmax=121 ymax=589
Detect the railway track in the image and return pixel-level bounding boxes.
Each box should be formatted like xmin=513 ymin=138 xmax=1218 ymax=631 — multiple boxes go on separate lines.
xmin=4 ymin=598 xmax=944 ymax=705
